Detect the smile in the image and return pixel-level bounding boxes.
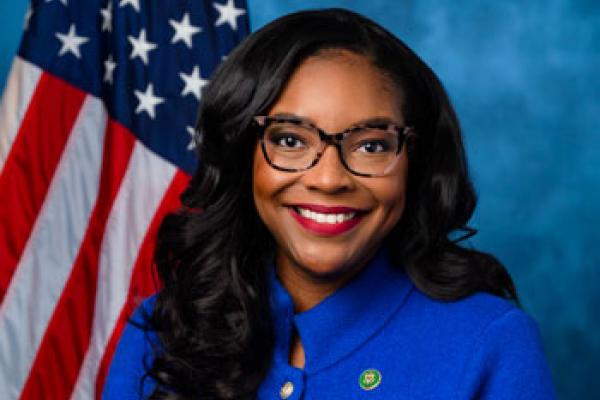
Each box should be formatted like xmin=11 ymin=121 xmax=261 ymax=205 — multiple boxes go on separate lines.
xmin=297 ymin=207 xmax=356 ymax=224
xmin=288 ymin=204 xmax=365 ymax=236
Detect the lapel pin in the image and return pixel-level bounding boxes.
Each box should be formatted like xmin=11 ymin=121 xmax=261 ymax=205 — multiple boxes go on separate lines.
xmin=359 ymin=368 xmax=382 ymax=391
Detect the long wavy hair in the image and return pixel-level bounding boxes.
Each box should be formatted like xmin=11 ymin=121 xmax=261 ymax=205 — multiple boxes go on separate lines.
xmin=145 ymin=8 xmax=518 ymax=399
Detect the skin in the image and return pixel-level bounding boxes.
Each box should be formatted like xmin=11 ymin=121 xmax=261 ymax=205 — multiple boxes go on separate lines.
xmin=252 ymin=51 xmax=409 ymax=368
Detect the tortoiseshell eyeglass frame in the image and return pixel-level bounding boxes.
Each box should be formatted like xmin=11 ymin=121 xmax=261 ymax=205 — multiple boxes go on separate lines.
xmin=252 ymin=115 xmax=416 ymax=177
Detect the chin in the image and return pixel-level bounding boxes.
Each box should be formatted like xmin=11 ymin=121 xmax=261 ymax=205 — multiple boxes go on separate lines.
xmin=292 ymin=250 xmax=361 ymax=280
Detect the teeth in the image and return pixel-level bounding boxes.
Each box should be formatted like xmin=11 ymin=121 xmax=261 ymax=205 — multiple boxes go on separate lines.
xmin=297 ymin=207 xmax=356 ymax=224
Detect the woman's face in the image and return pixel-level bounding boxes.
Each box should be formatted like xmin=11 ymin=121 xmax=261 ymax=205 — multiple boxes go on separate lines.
xmin=253 ymin=51 xmax=408 ymax=282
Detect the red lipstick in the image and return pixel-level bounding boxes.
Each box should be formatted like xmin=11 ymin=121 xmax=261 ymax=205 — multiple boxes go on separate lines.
xmin=288 ymin=204 xmax=365 ymax=236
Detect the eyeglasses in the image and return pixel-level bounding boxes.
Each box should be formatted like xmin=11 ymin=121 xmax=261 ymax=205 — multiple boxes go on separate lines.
xmin=252 ymin=115 xmax=415 ymax=177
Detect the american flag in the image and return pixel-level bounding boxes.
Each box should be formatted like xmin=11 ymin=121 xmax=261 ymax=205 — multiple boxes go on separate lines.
xmin=0 ymin=0 xmax=249 ymax=398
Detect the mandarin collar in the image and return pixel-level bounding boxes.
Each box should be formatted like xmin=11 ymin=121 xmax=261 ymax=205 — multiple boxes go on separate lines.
xmin=268 ymin=249 xmax=413 ymax=373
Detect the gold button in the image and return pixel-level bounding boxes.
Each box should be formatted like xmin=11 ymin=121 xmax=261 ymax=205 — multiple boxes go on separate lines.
xmin=279 ymin=381 xmax=294 ymax=399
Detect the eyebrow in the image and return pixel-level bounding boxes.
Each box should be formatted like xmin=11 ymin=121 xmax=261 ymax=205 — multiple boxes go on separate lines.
xmin=268 ymin=112 xmax=403 ymax=127
xmin=269 ymin=112 xmax=309 ymax=123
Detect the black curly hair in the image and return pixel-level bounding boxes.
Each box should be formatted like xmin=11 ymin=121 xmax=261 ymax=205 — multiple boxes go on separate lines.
xmin=145 ymin=8 xmax=518 ymax=399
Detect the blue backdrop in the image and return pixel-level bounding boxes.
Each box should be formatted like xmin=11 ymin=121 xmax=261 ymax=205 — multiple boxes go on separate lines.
xmin=1 ymin=1 xmax=598 ymax=399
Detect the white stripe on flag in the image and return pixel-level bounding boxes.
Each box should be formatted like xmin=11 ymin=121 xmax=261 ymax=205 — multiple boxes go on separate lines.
xmin=70 ymin=142 xmax=177 ymax=400
xmin=0 ymin=96 xmax=107 ymax=398
xmin=0 ymin=57 xmax=43 ymax=171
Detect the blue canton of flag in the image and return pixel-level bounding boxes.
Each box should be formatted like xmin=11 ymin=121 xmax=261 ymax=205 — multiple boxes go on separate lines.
xmin=21 ymin=0 xmax=249 ymax=174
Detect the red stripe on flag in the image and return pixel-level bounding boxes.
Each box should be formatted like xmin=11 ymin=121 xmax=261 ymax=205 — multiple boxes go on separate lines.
xmin=19 ymin=119 xmax=136 ymax=400
xmin=94 ymin=170 xmax=190 ymax=398
xmin=0 ymin=73 xmax=86 ymax=300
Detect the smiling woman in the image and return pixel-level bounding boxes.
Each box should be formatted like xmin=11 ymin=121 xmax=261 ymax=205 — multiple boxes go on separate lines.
xmin=253 ymin=52 xmax=409 ymax=311
xmin=102 ymin=8 xmax=556 ymax=400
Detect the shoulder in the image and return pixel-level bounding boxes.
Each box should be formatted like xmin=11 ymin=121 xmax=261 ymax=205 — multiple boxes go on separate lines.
xmin=393 ymin=287 xmax=531 ymax=350
xmin=406 ymin=288 xmax=517 ymax=325
xmin=406 ymin=289 xmax=546 ymax=364
xmin=388 ymin=288 xmax=557 ymax=399
xmin=402 ymin=288 xmax=547 ymax=357
xmin=101 ymin=295 xmax=159 ymax=400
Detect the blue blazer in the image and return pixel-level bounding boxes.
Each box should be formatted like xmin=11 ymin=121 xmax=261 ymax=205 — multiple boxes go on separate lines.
xmin=102 ymin=251 xmax=556 ymax=399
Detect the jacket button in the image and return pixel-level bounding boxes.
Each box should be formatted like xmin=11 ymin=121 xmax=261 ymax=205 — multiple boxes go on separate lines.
xmin=279 ymin=381 xmax=294 ymax=399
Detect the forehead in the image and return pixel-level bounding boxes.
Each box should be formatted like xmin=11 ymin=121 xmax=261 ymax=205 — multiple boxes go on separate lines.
xmin=268 ymin=51 xmax=403 ymax=129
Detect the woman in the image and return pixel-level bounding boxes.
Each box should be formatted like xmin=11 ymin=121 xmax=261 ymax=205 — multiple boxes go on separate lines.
xmin=103 ymin=8 xmax=556 ymax=400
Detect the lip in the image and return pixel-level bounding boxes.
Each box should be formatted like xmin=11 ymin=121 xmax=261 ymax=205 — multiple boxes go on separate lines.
xmin=288 ymin=205 xmax=365 ymax=236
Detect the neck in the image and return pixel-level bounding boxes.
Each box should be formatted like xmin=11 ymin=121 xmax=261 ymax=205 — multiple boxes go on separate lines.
xmin=275 ymin=255 xmax=363 ymax=313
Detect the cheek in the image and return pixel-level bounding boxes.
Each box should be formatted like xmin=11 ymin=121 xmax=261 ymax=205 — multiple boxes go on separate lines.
xmin=377 ymin=165 xmax=409 ymax=225
xmin=251 ymin=146 xmax=292 ymax=228
xmin=382 ymin=183 xmax=407 ymax=222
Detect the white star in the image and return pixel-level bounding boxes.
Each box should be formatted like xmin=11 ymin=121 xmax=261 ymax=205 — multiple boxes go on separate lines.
xmin=134 ymin=83 xmax=164 ymax=119
xmin=119 ymin=0 xmax=140 ymax=12
xmin=179 ymin=66 xmax=208 ymax=100
xmin=100 ymin=2 xmax=112 ymax=32
xmin=56 ymin=24 xmax=90 ymax=59
xmin=169 ymin=13 xmax=202 ymax=48
xmin=213 ymin=0 xmax=246 ymax=31
xmin=128 ymin=29 xmax=157 ymax=65
xmin=24 ymin=6 xmax=32 ymax=29
xmin=104 ymin=55 xmax=116 ymax=84
xmin=186 ymin=126 xmax=197 ymax=150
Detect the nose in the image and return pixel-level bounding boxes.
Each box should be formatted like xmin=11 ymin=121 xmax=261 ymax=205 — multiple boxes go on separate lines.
xmin=301 ymin=146 xmax=355 ymax=193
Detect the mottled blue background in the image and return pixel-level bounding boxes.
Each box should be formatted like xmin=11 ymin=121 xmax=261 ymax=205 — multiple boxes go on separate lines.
xmin=1 ymin=1 xmax=598 ymax=398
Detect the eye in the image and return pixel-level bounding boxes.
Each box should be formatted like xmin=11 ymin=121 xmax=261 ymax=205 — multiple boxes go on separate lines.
xmin=270 ymin=133 xmax=306 ymax=149
xmin=356 ymin=140 xmax=389 ymax=153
